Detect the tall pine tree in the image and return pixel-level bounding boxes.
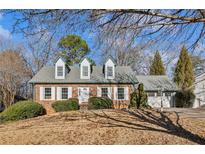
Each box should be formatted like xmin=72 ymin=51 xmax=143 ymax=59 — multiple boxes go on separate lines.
xmin=149 ymin=51 xmax=166 ymax=75
xmin=174 ymin=46 xmax=194 ymax=90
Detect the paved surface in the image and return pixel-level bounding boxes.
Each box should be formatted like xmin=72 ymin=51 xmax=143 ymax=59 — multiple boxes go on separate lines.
xmin=164 ymin=108 xmax=205 ymax=119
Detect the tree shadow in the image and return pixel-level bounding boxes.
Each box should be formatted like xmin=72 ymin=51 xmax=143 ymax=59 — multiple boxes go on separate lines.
xmin=85 ymin=109 xmax=205 ymax=144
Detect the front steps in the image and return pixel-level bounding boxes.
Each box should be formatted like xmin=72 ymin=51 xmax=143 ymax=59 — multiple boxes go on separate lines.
xmin=80 ymin=103 xmax=88 ymax=110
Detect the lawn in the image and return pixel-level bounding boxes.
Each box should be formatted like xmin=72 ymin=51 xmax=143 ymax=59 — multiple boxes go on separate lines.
xmin=0 ymin=109 xmax=205 ymax=144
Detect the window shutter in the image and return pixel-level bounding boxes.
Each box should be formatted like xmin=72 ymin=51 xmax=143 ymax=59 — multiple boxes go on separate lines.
xmin=97 ymin=87 xmax=101 ymax=97
xmin=40 ymin=87 xmax=44 ymax=100
xmin=51 ymin=87 xmax=55 ymax=100
xmin=125 ymin=87 xmax=129 ymax=100
xmin=113 ymin=87 xmax=117 ymax=100
xmin=68 ymin=87 xmax=72 ymax=98
xmin=108 ymin=87 xmax=112 ymax=99
xmin=57 ymin=87 xmax=61 ymax=100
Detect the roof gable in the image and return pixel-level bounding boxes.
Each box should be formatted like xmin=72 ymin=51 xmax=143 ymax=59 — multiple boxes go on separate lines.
xmin=54 ymin=57 xmax=66 ymax=64
xmin=104 ymin=55 xmax=116 ymax=65
xmin=79 ymin=57 xmax=91 ymax=65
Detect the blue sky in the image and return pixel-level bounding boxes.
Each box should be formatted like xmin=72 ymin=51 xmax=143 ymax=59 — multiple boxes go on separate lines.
xmin=0 ymin=12 xmax=102 ymax=64
xmin=0 ymin=10 xmax=205 ymax=70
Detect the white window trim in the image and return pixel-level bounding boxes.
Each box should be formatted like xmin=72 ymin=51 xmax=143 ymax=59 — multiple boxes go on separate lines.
xmin=105 ymin=66 xmax=115 ymax=79
xmin=107 ymin=66 xmax=114 ymax=78
xmin=97 ymin=87 xmax=112 ymax=99
xmin=55 ymin=65 xmax=65 ymax=79
xmin=40 ymin=87 xmax=55 ymax=101
xmin=57 ymin=87 xmax=72 ymax=100
xmin=114 ymin=87 xmax=128 ymax=101
xmin=57 ymin=66 xmax=64 ymax=77
xmin=55 ymin=58 xmax=65 ymax=79
xmin=105 ymin=59 xmax=115 ymax=79
xmin=82 ymin=66 xmax=89 ymax=77
xmin=101 ymin=87 xmax=109 ymax=97
xmin=44 ymin=87 xmax=52 ymax=100
xmin=117 ymin=87 xmax=125 ymax=100
xmin=61 ymin=87 xmax=69 ymax=100
xmin=80 ymin=59 xmax=91 ymax=79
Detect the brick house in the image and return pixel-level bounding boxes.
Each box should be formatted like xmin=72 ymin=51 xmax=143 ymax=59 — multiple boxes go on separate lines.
xmin=29 ymin=57 xmax=138 ymax=109
xmin=29 ymin=56 xmax=177 ymax=110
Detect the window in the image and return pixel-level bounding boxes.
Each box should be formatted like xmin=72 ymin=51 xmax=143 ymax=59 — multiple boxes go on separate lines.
xmin=164 ymin=92 xmax=171 ymax=97
xmin=83 ymin=66 xmax=88 ymax=76
xmin=107 ymin=66 xmax=113 ymax=77
xmin=57 ymin=66 xmax=63 ymax=76
xmin=44 ymin=88 xmax=51 ymax=99
xmin=117 ymin=87 xmax=125 ymax=100
xmin=62 ymin=88 xmax=68 ymax=99
xmin=148 ymin=92 xmax=155 ymax=97
xmin=101 ymin=88 xmax=108 ymax=97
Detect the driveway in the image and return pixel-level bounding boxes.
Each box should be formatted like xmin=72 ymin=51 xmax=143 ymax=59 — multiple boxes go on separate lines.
xmin=164 ymin=108 xmax=205 ymax=119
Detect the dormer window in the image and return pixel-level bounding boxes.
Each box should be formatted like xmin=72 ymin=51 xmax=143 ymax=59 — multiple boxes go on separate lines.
xmin=80 ymin=58 xmax=91 ymax=79
xmin=82 ymin=66 xmax=88 ymax=77
xmin=107 ymin=66 xmax=113 ymax=77
xmin=55 ymin=58 xmax=65 ymax=79
xmin=105 ymin=57 xmax=115 ymax=79
xmin=57 ymin=66 xmax=63 ymax=77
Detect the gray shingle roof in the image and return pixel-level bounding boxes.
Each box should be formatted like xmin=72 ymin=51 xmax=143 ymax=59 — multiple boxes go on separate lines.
xmin=136 ymin=75 xmax=178 ymax=91
xmin=29 ymin=66 xmax=138 ymax=84
xmin=29 ymin=66 xmax=177 ymax=91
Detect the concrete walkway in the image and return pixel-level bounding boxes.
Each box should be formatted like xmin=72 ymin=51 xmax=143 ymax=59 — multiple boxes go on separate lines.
xmin=164 ymin=108 xmax=205 ymax=119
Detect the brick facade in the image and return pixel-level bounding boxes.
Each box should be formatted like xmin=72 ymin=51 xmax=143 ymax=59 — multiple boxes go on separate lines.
xmin=33 ymin=83 xmax=132 ymax=110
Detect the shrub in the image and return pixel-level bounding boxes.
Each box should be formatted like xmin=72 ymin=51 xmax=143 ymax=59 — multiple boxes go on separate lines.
xmin=175 ymin=90 xmax=195 ymax=108
xmin=0 ymin=101 xmax=46 ymax=122
xmin=88 ymin=97 xmax=112 ymax=110
xmin=52 ymin=98 xmax=79 ymax=112
xmin=130 ymin=83 xmax=149 ymax=109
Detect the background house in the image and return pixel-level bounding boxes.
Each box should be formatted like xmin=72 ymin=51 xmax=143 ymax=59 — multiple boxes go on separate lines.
xmin=136 ymin=76 xmax=177 ymax=108
xmin=194 ymin=73 xmax=205 ymax=108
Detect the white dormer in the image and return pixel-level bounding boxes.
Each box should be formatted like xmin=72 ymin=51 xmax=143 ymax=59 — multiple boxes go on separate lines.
xmin=55 ymin=58 xmax=65 ymax=79
xmin=105 ymin=58 xmax=115 ymax=79
xmin=80 ymin=58 xmax=91 ymax=79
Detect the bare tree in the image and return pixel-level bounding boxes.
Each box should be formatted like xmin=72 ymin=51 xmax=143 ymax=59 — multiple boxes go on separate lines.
xmin=0 ymin=50 xmax=32 ymax=108
xmin=3 ymin=9 xmax=205 ymax=51
xmin=2 ymin=9 xmax=205 ymax=77
xmin=100 ymin=36 xmax=152 ymax=75
xmin=90 ymin=10 xmax=205 ymax=50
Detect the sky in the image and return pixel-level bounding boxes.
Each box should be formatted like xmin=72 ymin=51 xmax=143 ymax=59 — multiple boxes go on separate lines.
xmin=0 ymin=10 xmax=205 ymax=77
xmin=0 ymin=11 xmax=102 ymax=64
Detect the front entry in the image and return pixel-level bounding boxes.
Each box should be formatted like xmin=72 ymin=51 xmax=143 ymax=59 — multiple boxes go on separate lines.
xmin=78 ymin=87 xmax=89 ymax=104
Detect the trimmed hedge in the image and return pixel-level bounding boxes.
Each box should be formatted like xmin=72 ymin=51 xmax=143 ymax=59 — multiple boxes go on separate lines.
xmin=52 ymin=98 xmax=79 ymax=112
xmin=88 ymin=97 xmax=113 ymax=110
xmin=0 ymin=101 xmax=46 ymax=122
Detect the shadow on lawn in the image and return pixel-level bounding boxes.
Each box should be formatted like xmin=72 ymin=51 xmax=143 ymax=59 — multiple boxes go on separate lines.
xmin=86 ymin=109 xmax=205 ymax=144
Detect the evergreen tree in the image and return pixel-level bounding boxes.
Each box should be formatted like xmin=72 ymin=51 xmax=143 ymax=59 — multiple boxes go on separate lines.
xmin=130 ymin=83 xmax=148 ymax=109
xmin=174 ymin=46 xmax=194 ymax=90
xmin=149 ymin=51 xmax=166 ymax=75
xmin=58 ymin=34 xmax=90 ymax=65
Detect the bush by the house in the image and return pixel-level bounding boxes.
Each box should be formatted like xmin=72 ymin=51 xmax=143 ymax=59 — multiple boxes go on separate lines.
xmin=0 ymin=101 xmax=46 ymax=122
xmin=52 ymin=98 xmax=79 ymax=112
xmin=175 ymin=90 xmax=195 ymax=108
xmin=88 ymin=97 xmax=113 ymax=110
xmin=130 ymin=83 xmax=149 ymax=109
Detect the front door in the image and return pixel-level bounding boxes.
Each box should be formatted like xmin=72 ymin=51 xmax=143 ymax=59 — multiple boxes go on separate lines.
xmin=78 ymin=87 xmax=89 ymax=104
